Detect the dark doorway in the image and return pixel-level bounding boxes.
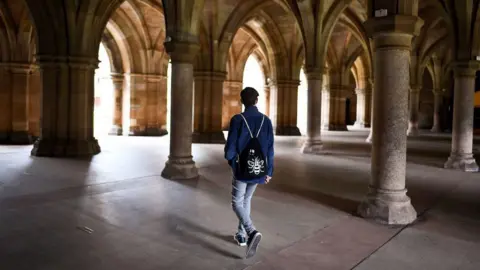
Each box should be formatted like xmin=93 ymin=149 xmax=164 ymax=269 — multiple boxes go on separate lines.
xmin=474 ymin=71 xmax=480 ymax=129
xmin=345 ymin=98 xmax=352 ymax=125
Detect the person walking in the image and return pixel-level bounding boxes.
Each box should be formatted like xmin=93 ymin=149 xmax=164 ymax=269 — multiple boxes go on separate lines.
xmin=224 ymin=87 xmax=274 ymax=258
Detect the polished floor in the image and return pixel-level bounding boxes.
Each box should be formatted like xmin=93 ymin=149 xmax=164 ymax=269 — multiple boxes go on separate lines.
xmin=0 ymin=129 xmax=479 ymax=270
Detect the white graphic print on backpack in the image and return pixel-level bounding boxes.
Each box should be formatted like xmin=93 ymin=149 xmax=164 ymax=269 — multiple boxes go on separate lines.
xmin=248 ymin=155 xmax=265 ymax=175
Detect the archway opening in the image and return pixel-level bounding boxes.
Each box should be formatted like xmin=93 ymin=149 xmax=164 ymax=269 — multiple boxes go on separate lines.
xmin=419 ymin=69 xmax=435 ymax=129
xmin=94 ymin=43 xmax=115 ymax=137
xmin=243 ymin=55 xmax=266 ymax=113
xmin=297 ymin=68 xmax=308 ymax=135
xmin=347 ymin=70 xmax=357 ymax=126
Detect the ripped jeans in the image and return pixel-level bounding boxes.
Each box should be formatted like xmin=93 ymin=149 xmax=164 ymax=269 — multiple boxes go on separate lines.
xmin=231 ymin=179 xmax=258 ymax=236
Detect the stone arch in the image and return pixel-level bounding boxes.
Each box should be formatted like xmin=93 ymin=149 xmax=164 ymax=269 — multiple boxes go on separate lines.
xmin=105 ymin=0 xmax=170 ymax=137
xmin=24 ymin=0 xmax=124 ymax=57
xmin=315 ymin=0 xmax=364 ymax=70
xmin=101 ymin=29 xmax=127 ymax=74
xmin=0 ymin=0 xmax=36 ymax=63
xmin=222 ymin=25 xmax=273 ymax=129
xmin=109 ymin=3 xmax=149 ymax=73
xmin=218 ymin=0 xmax=293 ymax=52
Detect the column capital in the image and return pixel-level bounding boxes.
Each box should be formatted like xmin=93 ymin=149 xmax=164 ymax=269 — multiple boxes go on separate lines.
xmin=330 ymin=84 xmax=352 ymax=97
xmin=224 ymin=80 xmax=243 ymax=86
xmin=126 ymin=73 xmax=166 ymax=81
xmin=274 ymin=79 xmax=300 ymax=87
xmin=432 ymin=88 xmax=445 ymax=96
xmin=355 ymin=88 xmax=366 ymax=95
xmin=144 ymin=74 xmax=166 ymax=82
xmin=193 ymin=70 xmax=227 ymax=81
xmin=36 ymin=55 xmax=99 ymax=69
xmin=409 ymin=85 xmax=422 ymax=93
xmin=110 ymin=73 xmax=125 ymax=82
xmin=365 ymin=15 xmax=423 ymax=51
xmin=0 ymin=63 xmax=35 ymax=74
xmin=304 ymin=70 xmax=325 ymax=80
xmin=164 ymin=41 xmax=200 ymax=64
xmin=452 ymin=61 xmax=480 ymax=78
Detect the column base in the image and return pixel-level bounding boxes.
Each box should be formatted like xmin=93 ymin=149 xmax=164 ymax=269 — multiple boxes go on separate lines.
xmin=192 ymin=131 xmax=226 ymax=144
xmin=358 ymin=187 xmax=417 ymax=225
xmin=275 ymin=126 xmax=301 ymax=136
xmin=108 ymin=126 xmax=123 ymax=136
xmin=129 ymin=127 xmax=168 ymax=137
xmin=406 ymin=126 xmax=419 ymax=136
xmin=161 ymin=157 xmax=199 ymax=180
xmin=301 ymin=139 xmax=323 ymax=154
xmin=322 ymin=124 xmax=348 ymax=131
xmin=366 ymin=132 xmax=373 ymax=143
xmin=31 ymin=138 xmax=101 ymax=157
xmin=444 ymin=153 xmax=479 ymax=172
xmin=430 ymin=126 xmax=441 ymax=133
xmin=354 ymin=122 xmax=367 ymax=128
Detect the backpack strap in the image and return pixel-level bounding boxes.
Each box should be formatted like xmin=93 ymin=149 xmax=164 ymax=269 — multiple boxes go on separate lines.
xmin=239 ymin=113 xmax=265 ymax=139
xmin=256 ymin=115 xmax=265 ymax=138
xmin=239 ymin=113 xmax=254 ymax=138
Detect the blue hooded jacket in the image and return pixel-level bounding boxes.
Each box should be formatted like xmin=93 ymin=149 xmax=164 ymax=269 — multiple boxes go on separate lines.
xmin=224 ymin=106 xmax=274 ymax=184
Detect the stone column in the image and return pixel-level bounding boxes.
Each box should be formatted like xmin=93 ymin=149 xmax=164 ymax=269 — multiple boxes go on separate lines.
xmin=109 ymin=73 xmax=124 ymax=135
xmin=222 ymin=80 xmax=243 ymax=130
xmin=161 ymin=42 xmax=199 ymax=180
xmin=358 ymin=16 xmax=422 ymax=225
xmin=29 ymin=67 xmax=41 ymax=140
xmin=407 ymin=86 xmax=421 ymax=136
xmin=264 ymin=84 xmax=271 ymax=117
xmin=9 ymin=64 xmax=33 ymax=144
xmin=145 ymin=74 xmax=168 ymax=136
xmin=366 ymin=79 xmax=374 ymax=142
xmin=192 ymin=71 xmax=226 ymax=143
xmin=0 ymin=66 xmax=11 ymax=142
xmin=31 ymin=56 xmax=101 ymax=157
xmin=272 ymin=80 xmax=301 ymax=136
xmin=354 ymin=88 xmax=368 ymax=128
xmin=301 ymin=70 xmax=323 ymax=153
xmin=430 ymin=88 xmax=443 ymax=133
xmin=323 ymin=84 xmax=349 ymax=131
xmin=444 ymin=61 xmax=479 ymax=172
xmin=128 ymin=74 xmax=147 ymax=135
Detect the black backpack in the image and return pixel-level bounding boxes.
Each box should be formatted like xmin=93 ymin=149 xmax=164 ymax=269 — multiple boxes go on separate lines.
xmin=235 ymin=114 xmax=268 ymax=180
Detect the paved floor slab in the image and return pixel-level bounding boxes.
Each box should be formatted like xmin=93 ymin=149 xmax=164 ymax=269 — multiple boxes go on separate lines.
xmin=0 ymin=130 xmax=479 ymax=269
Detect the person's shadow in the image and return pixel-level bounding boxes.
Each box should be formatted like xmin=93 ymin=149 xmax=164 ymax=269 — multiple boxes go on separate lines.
xmin=166 ymin=214 xmax=243 ymax=259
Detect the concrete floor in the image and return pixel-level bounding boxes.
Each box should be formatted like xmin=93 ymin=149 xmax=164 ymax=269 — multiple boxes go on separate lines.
xmin=0 ymin=129 xmax=479 ymax=270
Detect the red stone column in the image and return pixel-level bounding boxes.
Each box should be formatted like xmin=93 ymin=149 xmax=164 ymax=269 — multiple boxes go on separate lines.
xmin=31 ymin=56 xmax=100 ymax=157
xmin=9 ymin=64 xmax=34 ymax=144
xmin=128 ymin=73 xmax=147 ymax=135
xmin=0 ymin=66 xmax=11 ymax=142
xmin=192 ymin=71 xmax=227 ymax=143
xmin=322 ymin=84 xmax=349 ymax=131
xmin=145 ymin=74 xmax=168 ymax=136
xmin=109 ymin=73 xmax=124 ymax=135
xmin=270 ymin=80 xmax=301 ymax=135
xmin=222 ymin=80 xmax=243 ymax=130
xmin=29 ymin=67 xmax=42 ymax=140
